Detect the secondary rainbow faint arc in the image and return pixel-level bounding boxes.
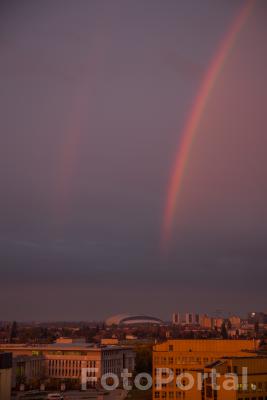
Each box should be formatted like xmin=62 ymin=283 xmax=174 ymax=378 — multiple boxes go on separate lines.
xmin=161 ymin=0 xmax=256 ymax=252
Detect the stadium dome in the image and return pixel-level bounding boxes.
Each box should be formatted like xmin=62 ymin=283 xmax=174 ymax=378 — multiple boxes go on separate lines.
xmin=105 ymin=314 xmax=162 ymax=326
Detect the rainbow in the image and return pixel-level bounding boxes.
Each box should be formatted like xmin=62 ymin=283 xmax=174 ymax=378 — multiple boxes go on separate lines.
xmin=55 ymin=35 xmax=107 ymax=226
xmin=161 ymin=0 xmax=255 ymax=252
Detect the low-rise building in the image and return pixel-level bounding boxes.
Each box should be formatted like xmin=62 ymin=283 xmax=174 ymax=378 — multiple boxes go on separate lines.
xmin=12 ymin=354 xmax=45 ymax=388
xmin=100 ymin=338 xmax=119 ymax=346
xmin=55 ymin=337 xmax=86 ymax=344
xmin=0 ymin=343 xmax=135 ymax=390
xmin=0 ymin=352 xmax=12 ymax=400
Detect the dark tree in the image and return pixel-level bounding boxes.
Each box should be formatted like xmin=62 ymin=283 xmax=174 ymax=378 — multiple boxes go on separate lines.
xmin=10 ymin=321 xmax=18 ymax=343
xmin=134 ymin=345 xmax=152 ymax=374
xmin=221 ymin=322 xmax=228 ymax=339
xmin=227 ymin=319 xmax=232 ymax=330
xmin=255 ymin=321 xmax=259 ymax=335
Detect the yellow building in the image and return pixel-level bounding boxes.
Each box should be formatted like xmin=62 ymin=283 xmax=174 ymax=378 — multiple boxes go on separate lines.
xmin=204 ymin=356 xmax=267 ymax=399
xmin=153 ymin=339 xmax=259 ymax=400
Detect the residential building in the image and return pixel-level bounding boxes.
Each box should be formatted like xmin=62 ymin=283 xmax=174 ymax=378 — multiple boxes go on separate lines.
xmin=213 ymin=318 xmax=223 ymax=329
xmin=195 ymin=314 xmax=200 ymax=325
xmin=229 ymin=316 xmax=241 ymax=329
xmin=185 ymin=313 xmax=194 ymax=325
xmin=200 ymin=315 xmax=212 ymax=329
xmin=172 ymin=314 xmax=180 ymax=325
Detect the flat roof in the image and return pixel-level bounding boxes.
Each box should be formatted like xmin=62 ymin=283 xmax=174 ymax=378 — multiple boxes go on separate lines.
xmin=0 ymin=343 xmax=133 ymax=352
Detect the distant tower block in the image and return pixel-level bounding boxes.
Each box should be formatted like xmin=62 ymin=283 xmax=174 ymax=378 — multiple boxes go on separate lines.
xmin=185 ymin=312 xmax=194 ymax=325
xmin=172 ymin=313 xmax=180 ymax=325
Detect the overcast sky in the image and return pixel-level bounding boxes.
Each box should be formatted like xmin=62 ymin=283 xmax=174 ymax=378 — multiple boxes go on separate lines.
xmin=0 ymin=0 xmax=266 ymax=321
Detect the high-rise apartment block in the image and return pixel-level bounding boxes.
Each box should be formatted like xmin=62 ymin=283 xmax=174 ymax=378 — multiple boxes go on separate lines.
xmin=172 ymin=313 xmax=180 ymax=325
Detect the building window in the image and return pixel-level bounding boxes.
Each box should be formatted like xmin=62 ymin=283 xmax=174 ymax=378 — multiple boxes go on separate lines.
xmin=250 ymin=383 xmax=257 ymax=391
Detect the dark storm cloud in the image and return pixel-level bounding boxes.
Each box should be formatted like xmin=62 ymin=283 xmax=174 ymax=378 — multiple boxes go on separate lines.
xmin=0 ymin=0 xmax=266 ymax=320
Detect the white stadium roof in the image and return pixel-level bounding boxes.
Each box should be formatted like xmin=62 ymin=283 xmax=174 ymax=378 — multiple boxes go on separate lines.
xmin=105 ymin=314 xmax=162 ymax=326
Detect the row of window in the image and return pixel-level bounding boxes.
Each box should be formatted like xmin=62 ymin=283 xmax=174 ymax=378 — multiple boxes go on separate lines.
xmin=238 ymin=397 xmax=267 ymax=400
xmin=238 ymin=382 xmax=267 ymax=392
xmin=48 ymin=368 xmax=81 ymax=378
xmin=154 ymin=392 xmax=185 ymax=398
xmin=154 ymin=381 xmax=267 ymax=391
xmin=154 ymin=368 xmax=185 ymax=375
xmin=48 ymin=367 xmax=97 ymax=377
xmin=48 ymin=360 xmax=96 ymax=368
xmin=46 ymin=351 xmax=87 ymax=355
xmin=154 ymin=394 xmax=267 ymax=400
xmin=103 ymin=351 xmax=121 ymax=357
xmin=17 ymin=359 xmax=43 ymax=377
xmin=154 ymin=356 xmax=210 ymax=364
xmin=104 ymin=359 xmax=122 ymax=367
